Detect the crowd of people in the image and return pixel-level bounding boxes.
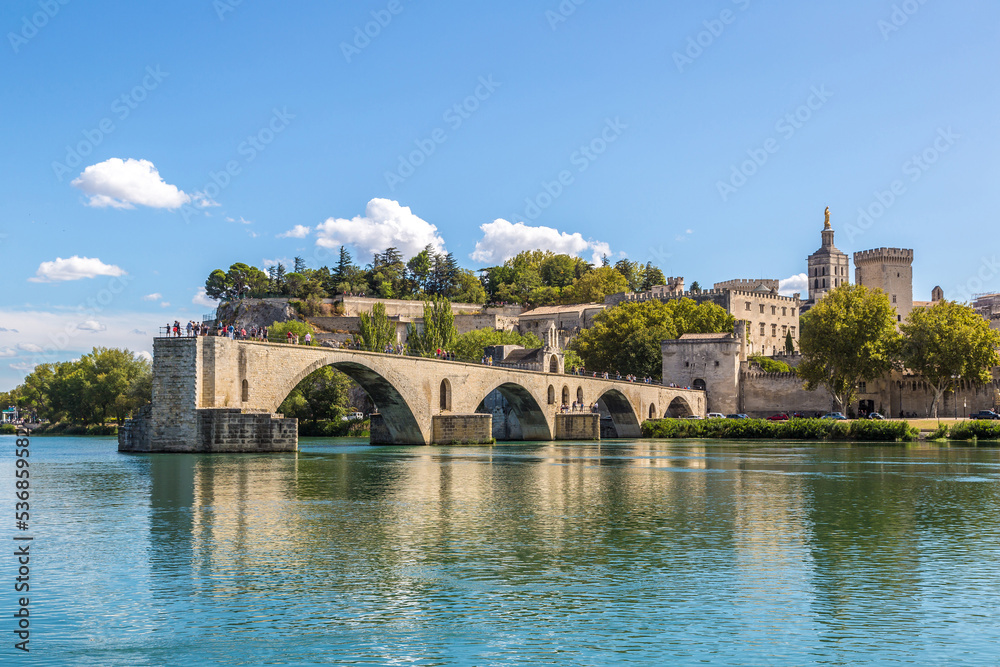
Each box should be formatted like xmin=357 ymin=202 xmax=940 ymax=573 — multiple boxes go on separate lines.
xmin=559 ymin=402 xmax=601 ymax=413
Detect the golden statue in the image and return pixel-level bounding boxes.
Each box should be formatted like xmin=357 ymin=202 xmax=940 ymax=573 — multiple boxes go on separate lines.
xmin=824 ymin=206 xmax=831 ymax=229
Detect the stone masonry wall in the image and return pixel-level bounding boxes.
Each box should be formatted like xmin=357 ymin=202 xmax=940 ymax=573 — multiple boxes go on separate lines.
xmin=555 ymin=413 xmax=600 ymax=440
xmin=431 ymin=414 xmax=493 ymax=444
xmin=150 ymin=338 xmax=201 ymax=449
xmin=739 ymin=372 xmax=835 ymax=417
xmin=197 ymin=409 xmax=297 ymax=453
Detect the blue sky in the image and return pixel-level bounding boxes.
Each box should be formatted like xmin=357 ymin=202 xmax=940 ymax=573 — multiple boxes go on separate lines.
xmin=2 ymin=0 xmax=998 ymax=389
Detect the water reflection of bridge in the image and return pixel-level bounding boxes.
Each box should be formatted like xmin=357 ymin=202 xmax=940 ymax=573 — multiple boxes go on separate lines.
xmin=120 ymin=337 xmax=705 ymax=452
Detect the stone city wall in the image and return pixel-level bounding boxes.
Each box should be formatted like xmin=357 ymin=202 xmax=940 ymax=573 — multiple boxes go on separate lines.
xmin=431 ymin=414 xmax=493 ymax=444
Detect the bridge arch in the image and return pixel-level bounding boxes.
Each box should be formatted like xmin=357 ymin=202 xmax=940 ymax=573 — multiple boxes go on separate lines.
xmin=666 ymin=396 xmax=692 ymax=418
xmin=577 ymin=386 xmax=584 ymax=405
xmin=478 ymin=381 xmax=551 ymax=441
xmin=597 ymin=388 xmax=641 ymax=438
xmin=271 ymin=357 xmax=424 ymax=444
xmin=648 ymin=403 xmax=656 ymax=419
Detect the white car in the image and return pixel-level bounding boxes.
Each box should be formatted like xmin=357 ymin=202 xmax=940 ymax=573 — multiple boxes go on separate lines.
xmin=340 ymin=412 xmax=365 ymax=421
xmin=707 ymin=413 xmax=725 ymax=419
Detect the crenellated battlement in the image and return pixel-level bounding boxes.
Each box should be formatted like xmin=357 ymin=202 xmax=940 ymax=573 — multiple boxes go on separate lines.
xmin=853 ymin=247 xmax=913 ymax=265
xmin=713 ymin=278 xmax=779 ymax=292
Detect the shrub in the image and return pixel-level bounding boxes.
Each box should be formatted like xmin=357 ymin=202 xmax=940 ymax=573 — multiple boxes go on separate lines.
xmin=0 ymin=424 xmax=16 ymax=435
xmin=298 ymin=418 xmax=370 ymax=437
xmin=642 ymin=417 xmax=915 ymax=442
xmin=948 ymin=420 xmax=1000 ymax=442
xmin=749 ymin=356 xmax=791 ymax=373
xmin=927 ymin=423 xmax=949 ymax=440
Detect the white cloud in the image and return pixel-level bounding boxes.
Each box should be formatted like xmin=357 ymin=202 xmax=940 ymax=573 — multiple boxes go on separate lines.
xmin=278 ymin=224 xmax=311 ymax=239
xmin=29 ymin=256 xmax=126 ymax=283
xmin=316 ymin=198 xmax=445 ymax=260
xmin=192 ymin=288 xmax=218 ymax=308
xmin=470 ymin=218 xmax=613 ymax=265
xmin=75 ymin=320 xmax=107 ymax=333
xmin=137 ymin=350 xmax=153 ymax=362
xmin=9 ymin=362 xmax=36 ymax=373
xmin=17 ymin=343 xmax=43 ymax=353
xmin=0 ymin=328 xmax=18 ymax=333
xmin=72 ymin=158 xmax=192 ymax=209
xmin=227 ymin=216 xmax=252 ymax=225
xmin=160 ymin=302 xmax=171 ymax=308
xmin=130 ymin=329 xmax=147 ymax=336
xmin=0 ymin=347 xmax=15 ymax=357
xmin=779 ymin=273 xmax=808 ymax=296
xmin=142 ymin=293 xmax=162 ymax=302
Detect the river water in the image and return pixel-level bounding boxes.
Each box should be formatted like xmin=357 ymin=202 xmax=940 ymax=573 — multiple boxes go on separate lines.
xmin=2 ymin=436 xmax=1000 ymax=666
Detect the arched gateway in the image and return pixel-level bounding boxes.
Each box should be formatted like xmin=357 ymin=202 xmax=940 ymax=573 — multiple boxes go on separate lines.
xmin=119 ymin=337 xmax=706 ymax=452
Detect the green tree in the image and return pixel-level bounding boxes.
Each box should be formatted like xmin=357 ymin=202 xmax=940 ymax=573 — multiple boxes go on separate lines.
xmin=269 ymin=320 xmax=317 ymax=344
xmin=451 ymin=269 xmax=487 ymax=304
xmin=205 ymin=269 xmax=231 ymax=301
xmin=572 ymin=299 xmax=734 ymax=380
xmin=407 ymin=244 xmax=434 ymax=293
xmin=641 ymin=263 xmax=667 ymax=291
xmin=278 ymin=365 xmax=354 ymax=424
xmin=451 ymin=328 xmax=543 ymax=362
xmin=614 ymin=259 xmax=644 ymax=292
xmin=356 ymin=302 xmax=396 ymax=351
xmin=407 ymin=297 xmax=457 ymax=355
xmin=798 ymin=284 xmax=901 ymax=412
xmin=900 ymin=300 xmax=1000 ymax=418
xmin=785 ymin=330 xmax=795 ymax=354
xmin=540 ymin=254 xmax=582 ymax=288
xmin=689 ymin=281 xmax=702 ymax=293
xmin=563 ymin=266 xmax=628 ymax=304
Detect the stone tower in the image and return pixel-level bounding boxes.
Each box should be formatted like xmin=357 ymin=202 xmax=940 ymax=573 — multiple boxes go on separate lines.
xmin=853 ymin=247 xmax=914 ymax=323
xmin=806 ymin=207 xmax=850 ymax=303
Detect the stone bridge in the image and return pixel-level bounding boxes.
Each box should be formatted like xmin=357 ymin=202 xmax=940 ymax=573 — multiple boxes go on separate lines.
xmin=119 ymin=337 xmax=705 ymax=452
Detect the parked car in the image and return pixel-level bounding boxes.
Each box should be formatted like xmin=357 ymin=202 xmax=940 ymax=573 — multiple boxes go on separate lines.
xmin=340 ymin=412 xmax=365 ymax=422
xmin=821 ymin=412 xmax=848 ymax=420
xmin=683 ymin=415 xmax=703 ymax=420
xmin=969 ymin=410 xmax=1000 ymax=420
xmin=792 ymin=412 xmax=806 ymax=419
xmin=707 ymin=412 xmax=726 ymax=419
xmin=767 ymin=413 xmax=789 ymax=421
xmin=726 ymin=414 xmax=750 ymax=419
xmin=866 ymin=412 xmax=885 ymax=420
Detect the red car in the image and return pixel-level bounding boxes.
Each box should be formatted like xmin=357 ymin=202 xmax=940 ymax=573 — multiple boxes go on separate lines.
xmin=767 ymin=413 xmax=789 ymax=421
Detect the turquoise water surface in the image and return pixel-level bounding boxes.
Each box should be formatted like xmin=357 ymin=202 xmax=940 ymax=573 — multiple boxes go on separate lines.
xmin=2 ymin=436 xmax=999 ymax=665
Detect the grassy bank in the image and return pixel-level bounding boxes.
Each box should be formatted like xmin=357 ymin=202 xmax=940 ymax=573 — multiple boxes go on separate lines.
xmin=641 ymin=418 xmax=919 ymax=442
xmin=5 ymin=423 xmax=120 ymax=436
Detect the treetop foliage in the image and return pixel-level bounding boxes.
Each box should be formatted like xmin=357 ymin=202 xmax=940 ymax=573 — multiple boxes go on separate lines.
xmin=205 ymin=246 xmax=671 ymax=309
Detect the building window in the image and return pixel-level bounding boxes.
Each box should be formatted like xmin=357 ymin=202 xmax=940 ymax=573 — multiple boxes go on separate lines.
xmin=859 ymin=382 xmax=867 ymax=393
xmin=771 ymin=306 xmax=776 ymax=315
xmin=823 ymin=278 xmax=827 ymax=288
xmin=771 ymin=324 xmax=777 ymax=337
xmin=759 ymin=323 xmax=765 ymax=336
xmin=892 ymin=294 xmax=897 ymax=303
xmin=745 ymin=301 xmax=751 ymax=311
xmin=685 ymin=361 xmax=689 ymax=367
xmin=791 ymin=309 xmax=796 ymax=316
xmin=715 ymin=360 xmax=719 ymax=367
xmin=759 ymin=304 xmax=765 ymax=314
xmin=782 ymin=325 xmax=788 ymax=336
xmin=790 ymin=327 xmax=796 ymax=337
xmin=782 ymin=307 xmax=787 ymax=316
xmin=814 ymin=279 xmax=819 ymax=289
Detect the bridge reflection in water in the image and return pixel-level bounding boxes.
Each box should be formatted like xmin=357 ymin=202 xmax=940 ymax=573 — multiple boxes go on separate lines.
xmin=121 ymin=337 xmax=705 ymax=451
